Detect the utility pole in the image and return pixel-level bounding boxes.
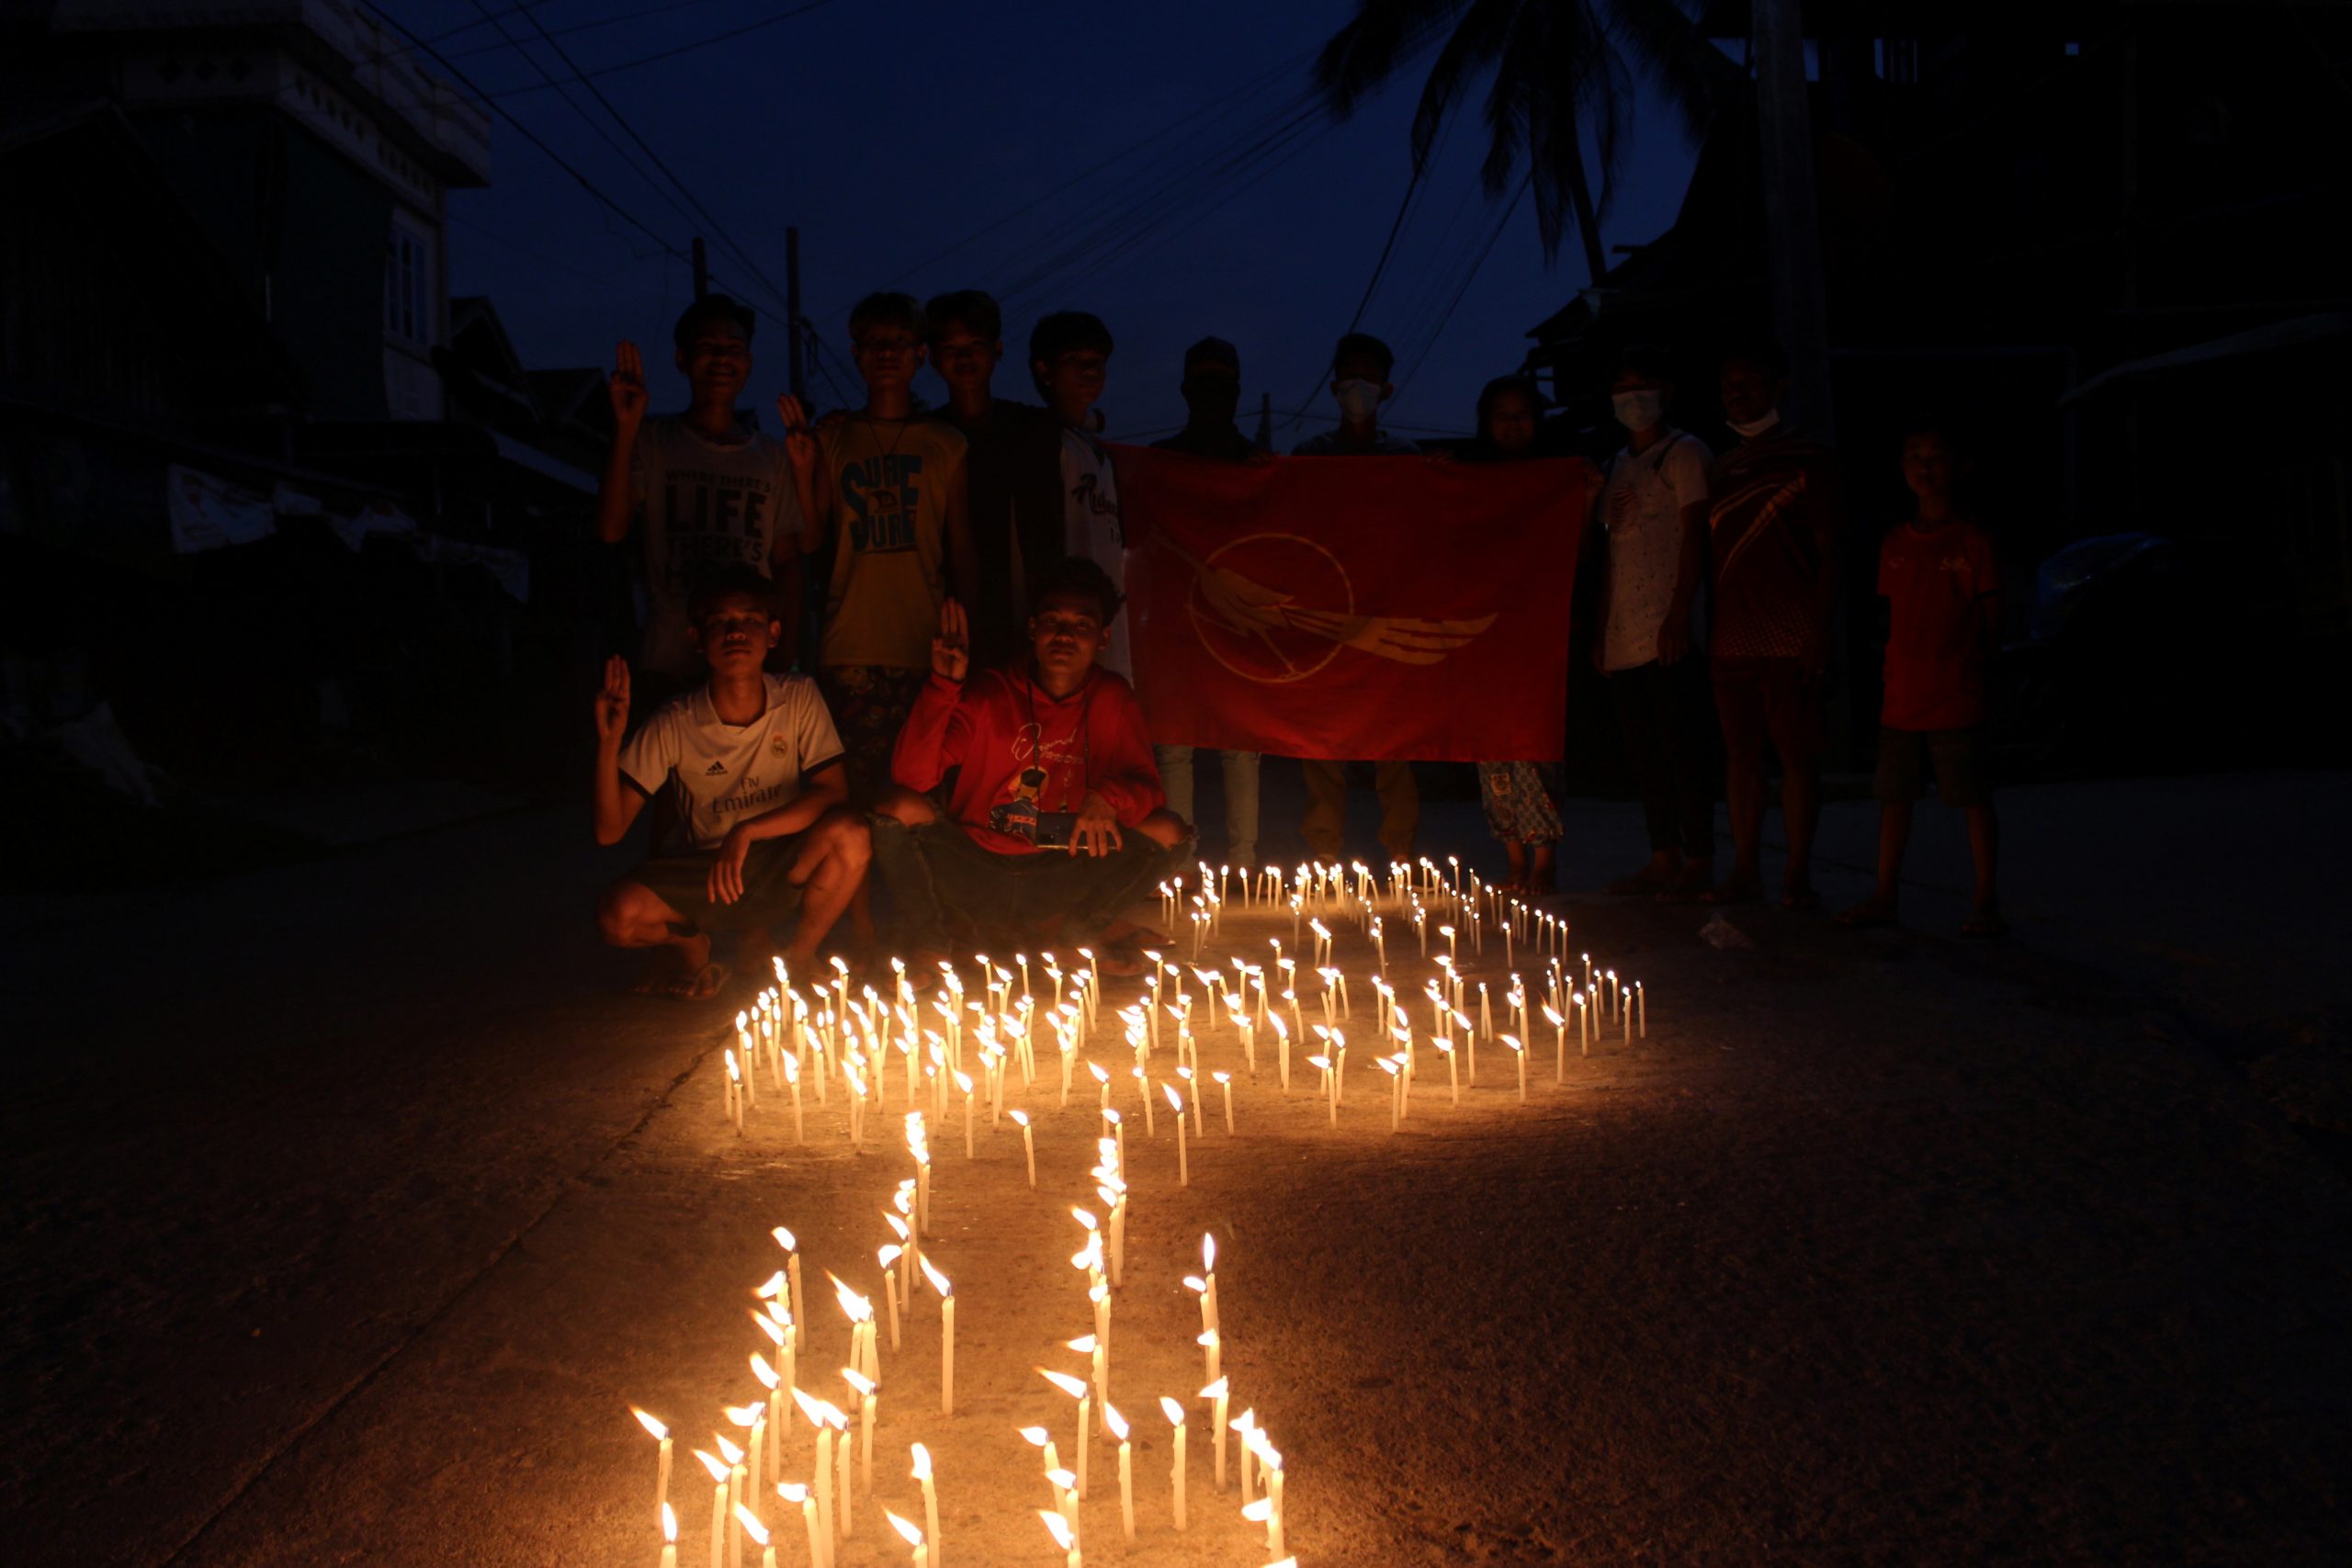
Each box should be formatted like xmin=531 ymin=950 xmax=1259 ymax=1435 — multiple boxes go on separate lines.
xmin=786 ymin=226 xmax=807 ymax=403
xmin=691 ymin=235 xmax=708 ymax=299
xmin=1752 ymin=0 xmax=1834 ymax=440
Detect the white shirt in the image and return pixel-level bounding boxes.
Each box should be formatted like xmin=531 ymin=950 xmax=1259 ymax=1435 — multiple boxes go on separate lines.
xmin=618 ymin=673 xmax=843 ymax=852
xmin=1600 ymin=430 xmax=1712 ymax=671
xmin=1059 ymin=427 xmax=1129 ymax=678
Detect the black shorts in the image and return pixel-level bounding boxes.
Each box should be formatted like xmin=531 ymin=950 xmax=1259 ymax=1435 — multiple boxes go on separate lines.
xmin=1872 ymin=727 xmax=1991 ymax=807
xmin=623 ymin=834 xmax=808 ymax=933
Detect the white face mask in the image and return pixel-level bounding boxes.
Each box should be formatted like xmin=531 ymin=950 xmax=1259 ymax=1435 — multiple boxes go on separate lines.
xmin=1727 ymin=409 xmax=1781 ymax=438
xmin=1611 ymin=389 xmax=1664 ymax=433
xmin=1334 ymin=378 xmax=1385 ymax=423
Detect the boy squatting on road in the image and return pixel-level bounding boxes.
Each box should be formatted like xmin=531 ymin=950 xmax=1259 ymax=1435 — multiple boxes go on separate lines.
xmin=592 ymin=566 xmax=871 ymax=1000
xmin=868 ymin=557 xmax=1188 ymax=976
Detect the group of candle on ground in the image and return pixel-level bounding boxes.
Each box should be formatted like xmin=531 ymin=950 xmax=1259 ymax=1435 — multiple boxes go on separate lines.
xmin=630 ymin=1186 xmax=958 ymax=1568
xmin=718 ymin=874 xmax=1648 ymax=1153
xmin=1027 ymin=1201 xmax=1292 ymax=1568
xmin=1160 ymin=854 xmax=1577 ymax=973
xmin=628 ymin=1124 xmax=1290 ymax=1566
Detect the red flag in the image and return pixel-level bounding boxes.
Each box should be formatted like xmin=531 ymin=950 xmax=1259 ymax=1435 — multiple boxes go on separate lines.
xmin=1117 ymin=446 xmax=1593 ymax=761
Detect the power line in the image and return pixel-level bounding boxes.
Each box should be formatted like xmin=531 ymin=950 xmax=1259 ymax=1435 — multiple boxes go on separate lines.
xmin=1389 ymin=174 xmax=1532 ymax=413
xmin=470 ymin=0 xmax=849 ymax=101
xmin=442 ymin=0 xmax=745 ymax=62
xmin=884 ymin=46 xmax=1317 ymax=290
xmin=502 ymin=0 xmax=799 ymax=328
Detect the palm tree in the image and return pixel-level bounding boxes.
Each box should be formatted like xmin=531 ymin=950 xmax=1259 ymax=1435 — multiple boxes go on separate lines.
xmin=1314 ymin=0 xmax=1728 ymax=285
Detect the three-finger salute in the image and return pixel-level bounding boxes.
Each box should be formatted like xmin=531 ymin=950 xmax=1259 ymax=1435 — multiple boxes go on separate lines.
xmin=931 ymin=597 xmax=970 ymax=683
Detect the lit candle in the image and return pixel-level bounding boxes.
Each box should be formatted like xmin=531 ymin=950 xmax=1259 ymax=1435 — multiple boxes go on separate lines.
xmin=1544 ymin=1004 xmax=1565 ymax=1083
xmin=727 ymin=1403 xmax=765 ymax=1511
xmin=1636 ymin=980 xmax=1646 ymax=1037
xmin=715 ymin=1436 xmax=748 ymax=1568
xmin=634 ymin=1408 xmax=674 ymax=1516
xmin=773 ymin=1228 xmax=806 ymax=1337
xmin=1038 ymin=1508 xmax=1081 ymax=1568
xmin=886 ymin=1509 xmax=927 ymax=1568
xmin=955 ymin=1070 xmax=976 ymax=1158
xmin=878 ymin=1247 xmax=902 ymax=1351
xmin=1165 ymin=1084 xmax=1188 ymax=1186
xmin=660 ymin=1500 xmax=677 ymax=1568
xmin=1012 ymin=1108 xmax=1036 ymax=1188
xmin=733 ymin=1505 xmax=774 ymax=1568
xmin=1506 ymin=1033 xmax=1526 ymax=1100
xmin=1040 ymin=1369 xmax=1091 ymax=1498
xmin=1160 ymin=1395 xmax=1188 ymax=1529
xmin=832 ymin=1408 xmax=853 ymax=1536
xmin=789 ymin=1392 xmax=834 ymax=1560
xmin=692 ymin=1450 xmax=728 ymax=1568
xmin=842 ymin=1367 xmax=875 ymax=1495
xmin=1213 ymin=1070 xmax=1234 ymax=1134
xmin=1200 ymin=1376 xmax=1230 ymax=1492
xmin=776 ymin=1484 xmax=821 ymax=1568
xmin=920 ymin=1256 xmax=955 ymax=1415
xmin=910 ymin=1444 xmax=941 ymax=1568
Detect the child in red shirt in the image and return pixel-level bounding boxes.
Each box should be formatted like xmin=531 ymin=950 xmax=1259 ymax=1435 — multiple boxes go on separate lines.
xmin=872 ymin=558 xmax=1187 ymax=971
xmin=1839 ymin=427 xmax=2004 ymax=936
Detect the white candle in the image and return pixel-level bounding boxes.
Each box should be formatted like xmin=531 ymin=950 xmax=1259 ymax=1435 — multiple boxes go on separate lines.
xmin=842 ymin=1368 xmax=875 ymax=1495
xmin=834 ymin=1410 xmax=853 ymax=1535
xmin=635 ymin=1409 xmax=673 ymax=1515
xmin=1106 ymin=1404 xmax=1135 ymax=1540
xmin=694 ymin=1452 xmax=728 ymax=1568
xmin=1038 ymin=1508 xmax=1080 ymax=1568
xmin=1161 ymin=1396 xmax=1188 ymax=1529
xmin=1012 ymin=1108 xmax=1036 ymax=1187
xmin=910 ymin=1445 xmax=941 ymax=1568
xmin=1165 ymin=1084 xmax=1188 ymax=1186
xmin=1201 ymin=1377 xmax=1229 ymax=1492
xmin=887 ymin=1508 xmax=927 ymax=1568
xmin=660 ymin=1500 xmax=677 ymax=1568
xmin=1214 ymin=1070 xmax=1234 ymax=1134
xmin=921 ymin=1257 xmax=956 ymax=1415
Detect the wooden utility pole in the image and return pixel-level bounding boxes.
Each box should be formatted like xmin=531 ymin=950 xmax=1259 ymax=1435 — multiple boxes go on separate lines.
xmin=1752 ymin=0 xmax=1834 ymax=439
xmin=691 ymin=235 xmax=708 ymax=299
xmin=786 ymin=226 xmax=807 ymax=402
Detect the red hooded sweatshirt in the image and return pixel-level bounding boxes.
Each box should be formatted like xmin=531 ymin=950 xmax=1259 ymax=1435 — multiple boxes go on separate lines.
xmin=891 ymin=665 xmax=1166 ymax=855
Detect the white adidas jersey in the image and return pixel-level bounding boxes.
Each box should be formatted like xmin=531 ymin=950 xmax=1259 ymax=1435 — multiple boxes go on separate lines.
xmin=618 ymin=674 xmax=843 ymax=852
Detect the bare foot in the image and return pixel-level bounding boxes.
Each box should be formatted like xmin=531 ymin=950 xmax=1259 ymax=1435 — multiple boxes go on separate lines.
xmin=630 ymin=931 xmax=713 ymax=994
xmin=1703 ymin=872 xmax=1762 ymax=906
xmin=1836 ymin=896 xmax=1898 ymax=929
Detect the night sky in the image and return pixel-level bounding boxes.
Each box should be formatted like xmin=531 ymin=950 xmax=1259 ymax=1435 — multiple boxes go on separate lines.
xmin=408 ymin=0 xmax=1700 ymax=443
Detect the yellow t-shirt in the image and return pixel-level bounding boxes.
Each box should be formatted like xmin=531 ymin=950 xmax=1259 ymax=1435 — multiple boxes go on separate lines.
xmin=818 ymin=416 xmax=966 ymax=670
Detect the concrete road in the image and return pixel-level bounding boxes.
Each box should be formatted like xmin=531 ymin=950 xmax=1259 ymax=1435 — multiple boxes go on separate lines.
xmin=2 ymin=774 xmax=2346 ymax=1564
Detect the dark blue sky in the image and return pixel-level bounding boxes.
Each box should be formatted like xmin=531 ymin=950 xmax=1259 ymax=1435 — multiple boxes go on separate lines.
xmin=411 ymin=0 xmax=1701 ymax=443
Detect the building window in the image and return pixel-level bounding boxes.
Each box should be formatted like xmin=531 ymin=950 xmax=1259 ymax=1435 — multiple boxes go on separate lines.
xmin=386 ymin=224 xmax=430 ymax=344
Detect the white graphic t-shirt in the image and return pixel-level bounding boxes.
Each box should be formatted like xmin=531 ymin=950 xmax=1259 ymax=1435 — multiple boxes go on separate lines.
xmin=1059 ymin=427 xmax=1128 ymax=677
xmin=1600 ymin=430 xmax=1712 ymax=672
xmin=618 ymin=673 xmax=843 ymax=852
xmin=629 ymin=417 xmax=804 ymax=679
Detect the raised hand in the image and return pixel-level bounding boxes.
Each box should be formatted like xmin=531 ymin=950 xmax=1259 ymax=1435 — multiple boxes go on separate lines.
xmin=594 ymin=655 xmax=631 ymax=744
xmin=930 ymin=597 xmax=970 ymax=682
xmin=609 ymin=341 xmax=648 ymax=430
xmin=775 ymin=392 xmax=817 ymax=472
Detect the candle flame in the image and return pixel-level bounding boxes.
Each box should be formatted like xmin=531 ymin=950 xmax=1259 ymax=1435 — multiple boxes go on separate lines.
xmin=1038 ymin=1368 xmax=1089 ymax=1400
xmin=1160 ymin=1395 xmax=1186 ymax=1426
xmin=1011 ymin=1108 xmax=1030 ymax=1127
xmin=734 ymin=1505 xmax=770 ymax=1546
xmin=1214 ymin=1070 xmax=1231 ymax=1084
xmin=662 ymin=1500 xmax=676 ymax=1542
xmin=632 ymin=1408 xmax=669 ymax=1440
xmin=954 ymin=1070 xmax=973 ymax=1093
xmin=910 ymin=1441 xmax=932 ymax=1480
xmin=751 ymin=1354 xmax=779 ymax=1391
xmin=752 ymin=1311 xmax=786 ymax=1347
xmin=716 ymin=1433 xmax=746 ymax=1464
xmin=879 ymin=1244 xmax=902 ymax=1269
xmin=842 ymin=1367 xmax=875 ymax=1397
xmin=726 ymin=1051 xmax=742 ymax=1082
xmin=830 ymin=1275 xmax=873 ymax=1323
xmin=755 ymin=1269 xmax=786 ymax=1300
xmin=919 ymin=1255 xmax=952 ymax=1298
xmin=1040 ymin=1511 xmax=1077 ymax=1550
xmin=1070 ymin=1207 xmax=1098 ymax=1231
xmin=1104 ymin=1404 xmax=1128 ymax=1441
xmin=887 ymin=1509 xmax=924 ymax=1548
xmin=1018 ymin=1426 xmax=1050 ymax=1448
xmin=790 ymin=1387 xmax=828 ymax=1426
xmin=1067 ymin=1334 xmax=1096 ymax=1353
xmin=1162 ymin=1083 xmax=1182 ymax=1111
xmin=1242 ymin=1497 xmax=1273 ymax=1522
xmin=1088 ymin=1063 xmax=1110 ymax=1084
xmin=693 ymin=1449 xmax=728 ymax=1483
xmin=1200 ymin=1377 xmax=1228 ymax=1398
xmin=772 ymin=1226 xmax=797 ymax=1253
xmin=777 ymin=1482 xmax=808 ymax=1504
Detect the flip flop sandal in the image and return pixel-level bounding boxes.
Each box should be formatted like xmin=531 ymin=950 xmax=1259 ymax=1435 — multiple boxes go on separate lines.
xmin=667 ymin=960 xmax=733 ymax=1001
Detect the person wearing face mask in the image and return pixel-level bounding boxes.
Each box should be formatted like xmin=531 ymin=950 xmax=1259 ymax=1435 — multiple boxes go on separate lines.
xmin=1149 ymin=337 xmax=1269 ymax=870
xmin=1702 ymin=341 xmax=1843 ymax=911
xmin=1460 ymin=375 xmax=1569 ymax=893
xmin=1291 ymin=332 xmax=1423 ymax=863
xmin=1592 ymin=346 xmax=1716 ymax=899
